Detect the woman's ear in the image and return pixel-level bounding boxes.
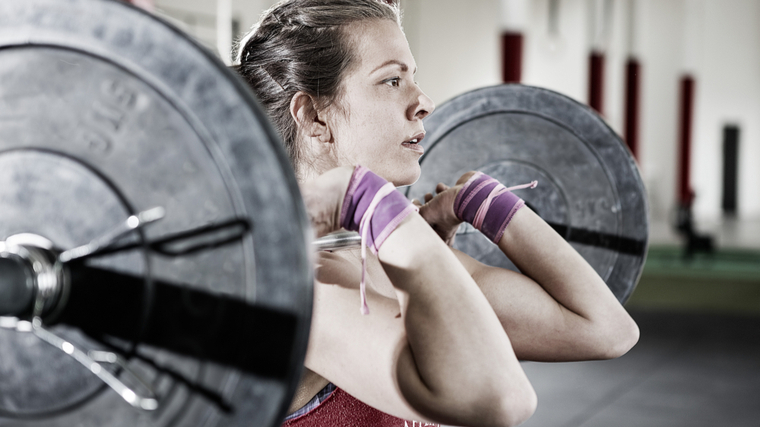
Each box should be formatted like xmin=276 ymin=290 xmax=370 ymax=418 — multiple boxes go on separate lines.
xmin=290 ymin=91 xmax=332 ymax=144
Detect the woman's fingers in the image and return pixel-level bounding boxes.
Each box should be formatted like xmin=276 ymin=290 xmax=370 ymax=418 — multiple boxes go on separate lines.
xmin=417 ymin=184 xmax=451 ymax=207
xmin=300 ymin=166 xmax=355 ymax=237
xmin=415 ymin=184 xmax=463 ymax=246
xmin=455 ymin=171 xmax=478 ymax=186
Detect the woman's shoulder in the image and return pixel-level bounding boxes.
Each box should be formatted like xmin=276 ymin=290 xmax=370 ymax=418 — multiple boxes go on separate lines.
xmin=317 ymin=248 xmax=401 ymax=299
xmin=313 ymin=240 xmax=486 ymax=290
xmin=314 ymin=249 xmax=362 ymax=288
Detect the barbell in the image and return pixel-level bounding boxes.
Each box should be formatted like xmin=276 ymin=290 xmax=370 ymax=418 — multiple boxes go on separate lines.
xmin=0 ymin=0 xmax=648 ymax=426
xmin=1 ymin=0 xmax=310 ymax=425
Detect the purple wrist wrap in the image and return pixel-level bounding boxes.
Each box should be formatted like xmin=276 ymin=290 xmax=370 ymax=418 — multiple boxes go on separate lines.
xmin=338 ymin=165 xmax=418 ymax=315
xmin=340 ymin=166 xmax=417 ymax=254
xmin=453 ymin=172 xmax=533 ymax=244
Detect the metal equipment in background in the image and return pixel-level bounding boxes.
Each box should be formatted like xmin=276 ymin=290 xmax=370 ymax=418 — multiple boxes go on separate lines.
xmin=405 ymin=85 xmax=649 ymax=304
xmin=0 ymin=0 xmax=312 ymax=426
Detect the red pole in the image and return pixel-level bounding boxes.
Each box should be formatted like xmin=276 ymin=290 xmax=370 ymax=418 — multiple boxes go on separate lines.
xmin=624 ymin=58 xmax=641 ymax=159
xmin=588 ymin=52 xmax=605 ymax=114
xmin=501 ymin=32 xmax=523 ymax=83
xmin=677 ymin=76 xmax=695 ymax=207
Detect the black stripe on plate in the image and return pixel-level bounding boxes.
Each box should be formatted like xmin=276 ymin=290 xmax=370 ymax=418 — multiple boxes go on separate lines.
xmin=546 ymin=222 xmax=647 ymax=256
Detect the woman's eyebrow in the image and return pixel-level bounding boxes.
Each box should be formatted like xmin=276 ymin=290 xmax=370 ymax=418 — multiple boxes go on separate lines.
xmin=370 ymin=60 xmax=416 ymax=75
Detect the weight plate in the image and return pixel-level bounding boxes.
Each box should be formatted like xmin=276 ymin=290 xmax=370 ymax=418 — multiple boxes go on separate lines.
xmin=0 ymin=0 xmax=311 ymax=426
xmin=406 ymin=84 xmax=648 ymax=304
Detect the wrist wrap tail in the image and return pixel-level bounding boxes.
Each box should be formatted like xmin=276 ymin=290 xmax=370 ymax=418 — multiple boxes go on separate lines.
xmin=339 ymin=165 xmax=417 ymax=314
xmin=453 ymin=172 xmax=537 ymax=244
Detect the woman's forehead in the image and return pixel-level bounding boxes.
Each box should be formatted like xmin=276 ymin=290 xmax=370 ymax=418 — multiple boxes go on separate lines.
xmin=348 ymin=19 xmax=415 ymax=74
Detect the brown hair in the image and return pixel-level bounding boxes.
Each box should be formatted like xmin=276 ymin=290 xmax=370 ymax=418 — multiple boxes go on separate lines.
xmin=234 ymin=0 xmax=400 ymax=177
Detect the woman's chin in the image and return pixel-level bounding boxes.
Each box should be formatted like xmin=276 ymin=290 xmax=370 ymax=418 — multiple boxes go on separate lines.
xmin=391 ymin=165 xmax=421 ymax=188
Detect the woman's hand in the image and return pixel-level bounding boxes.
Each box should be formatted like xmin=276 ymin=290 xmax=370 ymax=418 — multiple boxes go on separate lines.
xmin=299 ymin=166 xmax=355 ymax=238
xmin=414 ymin=171 xmax=476 ymax=245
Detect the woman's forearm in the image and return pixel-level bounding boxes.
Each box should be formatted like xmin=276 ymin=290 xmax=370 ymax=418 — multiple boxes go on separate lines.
xmin=496 ymin=207 xmax=639 ymax=358
xmin=378 ymin=213 xmax=536 ymax=426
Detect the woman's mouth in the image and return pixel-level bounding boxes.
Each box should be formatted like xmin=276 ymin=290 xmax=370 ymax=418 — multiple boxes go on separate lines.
xmin=401 ymin=134 xmax=425 ymax=154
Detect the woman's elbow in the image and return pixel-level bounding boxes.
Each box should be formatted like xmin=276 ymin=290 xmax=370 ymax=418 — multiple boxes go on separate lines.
xmin=595 ymin=313 xmax=640 ymax=359
xmin=487 ymin=387 xmax=537 ymax=427
xmin=472 ymin=381 xmax=536 ymax=427
xmin=435 ymin=379 xmax=537 ymax=427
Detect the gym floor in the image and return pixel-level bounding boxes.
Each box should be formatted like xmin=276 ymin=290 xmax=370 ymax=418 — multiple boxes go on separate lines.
xmin=518 ymin=218 xmax=760 ymax=427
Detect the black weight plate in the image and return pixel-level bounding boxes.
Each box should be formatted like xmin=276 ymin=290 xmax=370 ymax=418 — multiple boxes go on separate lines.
xmin=406 ymin=84 xmax=648 ymax=304
xmin=0 ymin=0 xmax=311 ymax=426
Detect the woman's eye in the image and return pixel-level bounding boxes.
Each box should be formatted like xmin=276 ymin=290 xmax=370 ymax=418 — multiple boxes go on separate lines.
xmin=384 ymin=77 xmax=400 ymax=87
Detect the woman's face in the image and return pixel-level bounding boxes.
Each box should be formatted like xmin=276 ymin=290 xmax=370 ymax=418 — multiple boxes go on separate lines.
xmin=326 ymin=19 xmax=435 ymax=186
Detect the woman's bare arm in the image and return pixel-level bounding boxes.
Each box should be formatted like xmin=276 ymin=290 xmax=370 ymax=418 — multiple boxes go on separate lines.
xmin=454 ymin=207 xmax=639 ymax=361
xmin=417 ymin=176 xmax=639 ymax=362
xmin=301 ymin=167 xmax=536 ymax=427
xmin=307 ymin=215 xmax=536 ymax=427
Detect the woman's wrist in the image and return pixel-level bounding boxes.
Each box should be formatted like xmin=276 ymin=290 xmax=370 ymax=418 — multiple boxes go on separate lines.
xmin=340 ymin=165 xmax=418 ymax=253
xmin=338 ymin=165 xmax=418 ymax=314
xmin=452 ymin=172 xmax=535 ymax=244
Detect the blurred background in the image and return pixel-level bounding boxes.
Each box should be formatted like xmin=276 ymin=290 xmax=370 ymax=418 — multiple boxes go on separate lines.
xmin=133 ymin=0 xmax=760 ymax=232
xmin=123 ymin=0 xmax=760 ymax=425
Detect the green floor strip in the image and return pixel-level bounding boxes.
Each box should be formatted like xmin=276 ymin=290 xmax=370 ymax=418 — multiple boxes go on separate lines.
xmin=625 ymin=246 xmax=760 ymax=315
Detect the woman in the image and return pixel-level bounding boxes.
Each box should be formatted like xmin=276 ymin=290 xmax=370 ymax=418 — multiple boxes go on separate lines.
xmin=235 ymin=1 xmax=639 ymax=426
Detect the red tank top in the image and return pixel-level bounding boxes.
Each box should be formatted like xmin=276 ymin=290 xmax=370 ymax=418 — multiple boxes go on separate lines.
xmin=282 ymin=386 xmax=439 ymax=427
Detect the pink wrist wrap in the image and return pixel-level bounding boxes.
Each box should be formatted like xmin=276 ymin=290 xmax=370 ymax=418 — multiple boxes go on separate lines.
xmin=453 ymin=172 xmax=537 ymax=244
xmin=339 ymin=165 xmax=418 ymax=314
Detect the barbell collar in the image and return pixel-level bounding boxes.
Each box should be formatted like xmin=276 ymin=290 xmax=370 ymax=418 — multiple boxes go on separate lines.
xmin=0 ymin=234 xmax=68 ymax=319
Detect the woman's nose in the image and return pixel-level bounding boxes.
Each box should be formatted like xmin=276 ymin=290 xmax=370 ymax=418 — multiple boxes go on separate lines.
xmin=409 ymin=87 xmax=435 ymax=121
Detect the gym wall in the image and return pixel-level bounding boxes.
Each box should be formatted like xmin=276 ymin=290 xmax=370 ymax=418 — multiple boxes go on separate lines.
xmin=150 ymin=0 xmax=760 ymax=223
xmin=403 ymin=0 xmax=760 ymax=227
